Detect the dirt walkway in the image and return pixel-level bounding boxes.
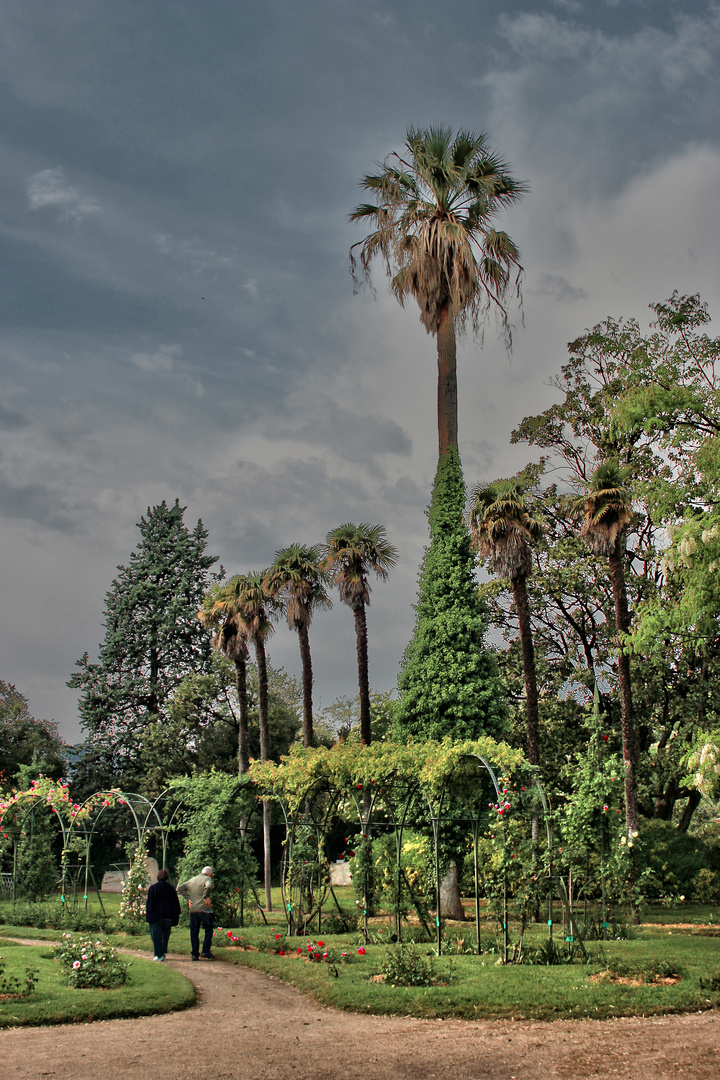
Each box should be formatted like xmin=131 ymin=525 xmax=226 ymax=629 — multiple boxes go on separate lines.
xmin=1 ymin=948 xmax=719 ymax=1079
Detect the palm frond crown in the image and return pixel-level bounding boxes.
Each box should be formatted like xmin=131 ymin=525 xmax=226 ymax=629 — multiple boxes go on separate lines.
xmin=322 ymin=523 xmax=398 ymax=610
xmin=350 ymin=125 xmax=527 ymax=337
xmin=263 ymin=543 xmax=332 ymax=632
xmin=469 ymin=478 xmax=543 ymax=581
xmin=575 ymin=461 xmax=633 ymax=557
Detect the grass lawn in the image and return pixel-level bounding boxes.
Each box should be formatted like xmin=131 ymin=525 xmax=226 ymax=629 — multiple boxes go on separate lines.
xmin=0 ymin=940 xmax=195 ymax=1028
xmin=208 ymin=929 xmax=720 ymax=1020
xmin=2 ymin=890 xmax=719 ymax=1022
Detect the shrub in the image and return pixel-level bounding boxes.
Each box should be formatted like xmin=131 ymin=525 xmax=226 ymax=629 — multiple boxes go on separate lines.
xmin=380 ymin=941 xmax=435 ymax=987
xmin=0 ymin=900 xmax=144 ymax=935
xmin=693 ymin=867 xmax=720 ymax=904
xmin=636 ymin=819 xmax=720 ymax=900
xmin=52 ymin=935 xmax=128 ymax=989
xmin=118 ymin=836 xmax=149 ymax=922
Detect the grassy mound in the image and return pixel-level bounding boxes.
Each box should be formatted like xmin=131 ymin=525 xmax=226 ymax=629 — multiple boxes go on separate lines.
xmin=0 ymin=941 xmax=195 ymax=1028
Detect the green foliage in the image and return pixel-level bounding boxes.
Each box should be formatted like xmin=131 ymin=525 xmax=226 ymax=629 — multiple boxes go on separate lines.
xmin=118 ymin=835 xmax=149 ymax=923
xmin=139 ymin=654 xmax=302 ymax=790
xmin=68 ymin=500 xmax=222 ymax=794
xmin=316 ymin=691 xmax=398 ymax=743
xmin=171 ymin=771 xmax=258 ymax=924
xmin=0 ymin=683 xmax=67 ymax=788
xmin=52 ymin=934 xmax=128 ymax=989
xmin=0 ymin=900 xmax=130 ymax=934
xmin=396 ymin=450 xmax=505 ymax=741
xmin=634 ymin=819 xmax=720 ymax=902
xmin=14 ymin=808 xmax=57 ymax=901
xmin=380 ymin=941 xmax=436 ymax=987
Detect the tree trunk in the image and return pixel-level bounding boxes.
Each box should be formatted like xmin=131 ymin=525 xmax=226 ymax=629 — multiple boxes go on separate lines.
xmin=512 ymin=574 xmax=540 ymax=768
xmin=436 ymin=306 xmax=458 ymax=457
xmin=677 ymin=789 xmax=701 ymax=834
xmin=513 ymin=572 xmax=541 ymax=896
xmin=354 ymin=603 xmax=371 ymax=745
xmin=608 ymin=545 xmax=638 ymax=837
xmin=235 ymin=647 xmax=250 ymax=775
xmin=297 ymin=623 xmax=314 ymax=748
xmin=439 ymin=860 xmax=465 ymax=920
xmin=262 ymin=798 xmax=273 ymax=911
xmin=255 ymin=638 xmax=272 ymax=910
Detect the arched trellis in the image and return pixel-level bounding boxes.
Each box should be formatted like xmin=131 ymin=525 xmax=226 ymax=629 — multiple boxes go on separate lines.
xmin=251 ymin=740 xmax=588 ymax=959
xmin=1 ymin=778 xmax=266 ymax=922
xmin=276 ymin=774 xmax=343 ymax=936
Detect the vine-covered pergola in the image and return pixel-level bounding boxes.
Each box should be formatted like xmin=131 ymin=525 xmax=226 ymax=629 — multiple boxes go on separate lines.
xmin=249 ymin=737 xmax=585 ymax=957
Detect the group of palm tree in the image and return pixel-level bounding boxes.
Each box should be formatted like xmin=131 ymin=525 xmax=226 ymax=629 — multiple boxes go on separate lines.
xmin=197 ymin=525 xmax=397 ymax=905
xmin=198 ymin=525 xmax=398 ymax=765
xmin=469 ymin=463 xmax=637 ymax=837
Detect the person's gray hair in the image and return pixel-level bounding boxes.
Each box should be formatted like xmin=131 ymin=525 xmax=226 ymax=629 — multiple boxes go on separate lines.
xmin=201 ymin=866 xmax=213 ymax=876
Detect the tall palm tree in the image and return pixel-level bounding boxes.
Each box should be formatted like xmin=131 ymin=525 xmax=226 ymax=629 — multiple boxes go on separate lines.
xmin=198 ymin=583 xmax=251 ymax=774
xmin=264 ymin=544 xmax=332 ymax=749
xmin=351 ymin=126 xmax=526 ymax=458
xmin=576 ymin=461 xmax=637 ymax=836
xmin=469 ymin=478 xmax=543 ymax=769
xmin=323 ymin=524 xmax=398 ymax=746
xmin=222 ymin=572 xmax=277 ymax=909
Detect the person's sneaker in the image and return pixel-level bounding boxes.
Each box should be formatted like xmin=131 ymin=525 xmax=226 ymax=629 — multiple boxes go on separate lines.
xmin=191 ymin=955 xmax=199 ymax=961
xmin=201 ymin=952 xmax=215 ymax=960
xmin=153 ymin=956 xmax=162 ymax=961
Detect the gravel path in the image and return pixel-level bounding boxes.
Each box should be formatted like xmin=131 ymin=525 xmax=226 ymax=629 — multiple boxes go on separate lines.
xmin=1 ymin=948 xmax=719 ymax=1079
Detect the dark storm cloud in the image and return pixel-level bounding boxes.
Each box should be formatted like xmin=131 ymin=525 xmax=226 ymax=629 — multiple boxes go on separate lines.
xmin=0 ymin=0 xmax=717 ymax=738
xmin=0 ymin=402 xmax=29 ymax=429
xmin=0 ymin=473 xmax=78 ymax=532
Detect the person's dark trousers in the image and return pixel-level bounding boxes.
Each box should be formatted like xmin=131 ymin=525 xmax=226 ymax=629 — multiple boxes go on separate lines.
xmin=189 ymin=910 xmax=214 ymax=957
xmin=149 ymin=918 xmax=172 ymax=958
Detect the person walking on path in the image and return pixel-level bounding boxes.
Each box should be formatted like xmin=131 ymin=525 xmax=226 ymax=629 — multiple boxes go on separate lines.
xmin=145 ymin=868 xmax=181 ymax=961
xmin=177 ymin=865 xmax=214 ymax=960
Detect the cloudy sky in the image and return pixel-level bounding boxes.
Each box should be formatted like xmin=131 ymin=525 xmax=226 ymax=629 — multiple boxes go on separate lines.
xmin=2 ymin=0 xmax=718 ymax=743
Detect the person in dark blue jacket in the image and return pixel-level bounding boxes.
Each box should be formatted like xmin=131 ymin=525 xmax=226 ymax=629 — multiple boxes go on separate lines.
xmin=145 ymin=869 xmax=181 ymax=961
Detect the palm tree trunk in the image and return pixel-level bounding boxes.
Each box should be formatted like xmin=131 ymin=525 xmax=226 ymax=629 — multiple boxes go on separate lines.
xmin=255 ymin=639 xmax=273 ymax=909
xmin=354 ymin=603 xmax=371 ymax=745
xmin=297 ymin=623 xmax=314 ymax=748
xmin=513 ymin=573 xmax=541 ymax=852
xmin=436 ymin=305 xmax=458 ymax=457
xmin=512 ymin=575 xmax=540 ymax=767
xmin=255 ymin=641 xmax=271 ymax=764
xmin=608 ymin=545 xmax=638 ymax=837
xmin=235 ymin=648 xmax=250 ymax=775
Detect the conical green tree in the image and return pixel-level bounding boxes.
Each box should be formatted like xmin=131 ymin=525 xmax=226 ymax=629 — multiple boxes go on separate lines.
xmin=395 ymin=449 xmax=504 ymax=740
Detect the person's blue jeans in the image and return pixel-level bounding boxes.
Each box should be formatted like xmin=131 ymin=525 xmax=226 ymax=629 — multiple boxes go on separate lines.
xmin=149 ymin=918 xmax=173 ymax=958
xmin=189 ymin=910 xmax=214 ymax=957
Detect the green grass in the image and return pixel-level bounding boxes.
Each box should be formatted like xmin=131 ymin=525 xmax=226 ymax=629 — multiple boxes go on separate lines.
xmin=207 ymin=921 xmax=720 ymax=1021
xmin=2 ymin=892 xmax=720 ymax=1022
xmin=0 ymin=941 xmax=195 ymax=1028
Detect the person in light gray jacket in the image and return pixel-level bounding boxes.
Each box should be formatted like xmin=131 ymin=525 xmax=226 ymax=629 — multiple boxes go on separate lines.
xmin=177 ymin=866 xmax=214 ymax=960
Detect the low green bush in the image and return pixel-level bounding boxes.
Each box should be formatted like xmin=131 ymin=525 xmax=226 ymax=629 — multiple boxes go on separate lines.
xmin=380 ymin=941 xmax=436 ymax=987
xmin=51 ymin=935 xmax=128 ymax=989
xmin=636 ymin=820 xmax=720 ymax=901
xmin=0 ymin=900 xmax=146 ymax=935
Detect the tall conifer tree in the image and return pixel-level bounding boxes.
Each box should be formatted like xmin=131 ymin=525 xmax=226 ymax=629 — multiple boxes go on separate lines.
xmin=69 ymin=500 xmax=221 ymax=791
xmin=395 ymin=450 xmax=503 ymax=740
